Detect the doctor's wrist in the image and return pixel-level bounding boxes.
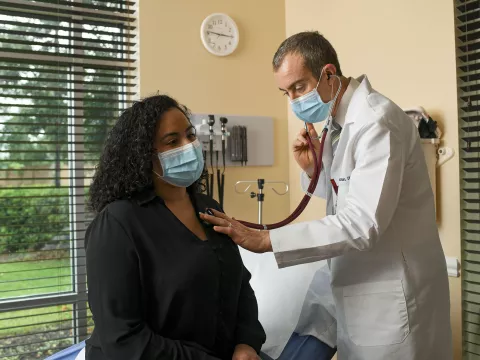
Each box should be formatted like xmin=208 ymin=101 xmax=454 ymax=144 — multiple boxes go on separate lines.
xmin=261 ymin=231 xmax=272 ymax=252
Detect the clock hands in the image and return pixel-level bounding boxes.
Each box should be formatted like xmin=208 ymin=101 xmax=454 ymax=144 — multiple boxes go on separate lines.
xmin=207 ymin=30 xmax=233 ymax=38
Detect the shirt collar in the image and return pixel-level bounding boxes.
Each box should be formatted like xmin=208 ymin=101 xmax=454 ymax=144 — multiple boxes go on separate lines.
xmin=334 ymin=77 xmax=360 ymax=127
xmin=131 ymin=187 xmax=206 ymax=211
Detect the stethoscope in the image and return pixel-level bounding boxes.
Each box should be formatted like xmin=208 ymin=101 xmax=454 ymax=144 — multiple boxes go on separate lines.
xmin=237 ymin=75 xmax=342 ymax=230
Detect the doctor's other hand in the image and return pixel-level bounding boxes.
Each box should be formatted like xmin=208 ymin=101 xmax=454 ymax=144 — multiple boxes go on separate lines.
xmin=293 ymin=123 xmax=321 ymax=178
xmin=199 ymin=209 xmax=272 ymax=253
xmin=232 ymin=344 xmax=260 ymax=360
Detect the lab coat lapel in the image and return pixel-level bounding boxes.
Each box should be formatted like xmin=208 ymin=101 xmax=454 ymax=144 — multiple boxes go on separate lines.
xmin=322 ymin=126 xmax=334 ymax=215
xmin=331 ymin=75 xmax=371 ymax=173
xmin=344 ymin=75 xmax=371 ymax=125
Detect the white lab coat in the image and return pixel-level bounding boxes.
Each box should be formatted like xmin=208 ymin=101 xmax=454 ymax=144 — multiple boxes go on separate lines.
xmin=270 ymin=75 xmax=453 ymax=360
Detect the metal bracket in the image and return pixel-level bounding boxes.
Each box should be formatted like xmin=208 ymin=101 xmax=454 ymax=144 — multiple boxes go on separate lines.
xmin=437 ymin=146 xmax=455 ymax=167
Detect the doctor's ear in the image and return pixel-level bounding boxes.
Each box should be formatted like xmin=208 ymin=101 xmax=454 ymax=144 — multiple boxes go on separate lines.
xmin=323 ymin=64 xmax=337 ymax=82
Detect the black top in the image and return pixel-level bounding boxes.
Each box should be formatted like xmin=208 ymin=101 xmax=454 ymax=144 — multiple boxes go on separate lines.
xmin=85 ymin=188 xmax=266 ymax=360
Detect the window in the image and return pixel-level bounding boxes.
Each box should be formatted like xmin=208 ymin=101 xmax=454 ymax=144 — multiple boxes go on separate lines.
xmin=456 ymin=0 xmax=480 ymax=357
xmin=0 ymin=0 xmax=137 ymax=358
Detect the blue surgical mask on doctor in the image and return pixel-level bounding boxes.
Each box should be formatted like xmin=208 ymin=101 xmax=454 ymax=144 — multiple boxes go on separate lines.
xmin=155 ymin=139 xmax=204 ymax=188
xmin=290 ymin=70 xmax=335 ymax=123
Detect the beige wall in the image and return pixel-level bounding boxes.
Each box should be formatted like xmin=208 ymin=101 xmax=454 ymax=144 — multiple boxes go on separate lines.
xmin=285 ymin=0 xmax=461 ymax=358
xmin=138 ymin=0 xmax=289 ymax=224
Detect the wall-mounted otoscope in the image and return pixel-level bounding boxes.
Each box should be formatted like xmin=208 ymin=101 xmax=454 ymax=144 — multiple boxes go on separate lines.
xmin=217 ymin=117 xmax=228 ymax=208
xmin=195 ymin=115 xmax=231 ymax=206
xmin=207 ymin=115 xmax=215 ymax=198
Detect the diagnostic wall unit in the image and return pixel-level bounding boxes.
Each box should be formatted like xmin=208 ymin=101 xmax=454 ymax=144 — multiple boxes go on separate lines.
xmin=190 ymin=113 xmax=274 ymax=167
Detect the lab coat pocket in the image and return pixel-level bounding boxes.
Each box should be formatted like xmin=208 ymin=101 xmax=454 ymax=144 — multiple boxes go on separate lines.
xmin=343 ymin=280 xmax=410 ymax=347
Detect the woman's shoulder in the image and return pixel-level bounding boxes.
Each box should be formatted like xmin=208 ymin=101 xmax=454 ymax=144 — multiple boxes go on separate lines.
xmin=103 ymin=198 xmax=137 ymax=221
xmin=85 ymin=200 xmax=135 ymax=252
xmin=95 ymin=187 xmax=156 ymax=222
xmin=88 ymin=199 xmax=134 ymax=226
xmin=86 ymin=199 xmax=137 ymax=240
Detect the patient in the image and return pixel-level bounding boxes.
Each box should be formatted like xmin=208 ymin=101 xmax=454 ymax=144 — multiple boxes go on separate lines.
xmin=85 ymin=95 xmax=266 ymax=360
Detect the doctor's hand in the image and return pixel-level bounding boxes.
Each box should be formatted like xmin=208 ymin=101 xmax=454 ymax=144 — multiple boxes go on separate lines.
xmin=293 ymin=123 xmax=321 ymax=178
xmin=232 ymin=344 xmax=260 ymax=360
xmin=199 ymin=209 xmax=272 ymax=253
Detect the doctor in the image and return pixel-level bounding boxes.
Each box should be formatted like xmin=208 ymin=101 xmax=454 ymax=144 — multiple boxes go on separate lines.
xmin=201 ymin=31 xmax=453 ymax=359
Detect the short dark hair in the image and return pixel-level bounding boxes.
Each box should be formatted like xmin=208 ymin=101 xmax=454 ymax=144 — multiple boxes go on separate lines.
xmin=88 ymin=94 xmax=206 ymax=213
xmin=272 ymin=31 xmax=342 ymax=79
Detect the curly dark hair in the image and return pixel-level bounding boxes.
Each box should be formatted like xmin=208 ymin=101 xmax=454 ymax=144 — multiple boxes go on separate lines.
xmin=88 ymin=94 xmax=206 ymax=213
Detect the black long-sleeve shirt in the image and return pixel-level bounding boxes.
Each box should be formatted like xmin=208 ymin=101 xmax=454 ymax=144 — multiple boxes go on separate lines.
xmin=85 ymin=188 xmax=266 ymax=360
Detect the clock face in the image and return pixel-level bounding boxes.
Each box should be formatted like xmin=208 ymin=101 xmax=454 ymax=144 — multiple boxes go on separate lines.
xmin=200 ymin=13 xmax=239 ymax=56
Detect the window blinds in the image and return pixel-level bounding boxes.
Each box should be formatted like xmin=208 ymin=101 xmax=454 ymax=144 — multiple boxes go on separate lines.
xmin=457 ymin=0 xmax=480 ymax=359
xmin=0 ymin=0 xmax=137 ymax=358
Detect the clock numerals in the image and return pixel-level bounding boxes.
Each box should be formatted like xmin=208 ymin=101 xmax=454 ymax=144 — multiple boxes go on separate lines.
xmin=201 ymin=14 xmax=238 ymax=56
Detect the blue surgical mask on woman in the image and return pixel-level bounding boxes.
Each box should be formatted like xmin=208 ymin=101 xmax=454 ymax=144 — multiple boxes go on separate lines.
xmin=155 ymin=139 xmax=204 ymax=187
xmin=290 ymin=70 xmax=334 ymax=123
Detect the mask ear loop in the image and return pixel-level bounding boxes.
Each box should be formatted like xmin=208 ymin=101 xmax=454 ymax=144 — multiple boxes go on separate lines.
xmin=327 ymin=75 xmax=342 ymax=120
xmin=314 ymin=70 xmax=323 ymax=90
xmin=307 ymin=75 xmax=342 ymax=140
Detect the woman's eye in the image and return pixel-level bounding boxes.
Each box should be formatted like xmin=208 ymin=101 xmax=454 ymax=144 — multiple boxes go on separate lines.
xmin=167 ymin=139 xmax=177 ymax=145
xmin=187 ymin=133 xmax=197 ymax=139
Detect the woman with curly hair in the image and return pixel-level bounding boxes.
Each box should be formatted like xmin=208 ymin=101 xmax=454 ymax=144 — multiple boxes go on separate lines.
xmin=85 ymin=95 xmax=266 ymax=360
